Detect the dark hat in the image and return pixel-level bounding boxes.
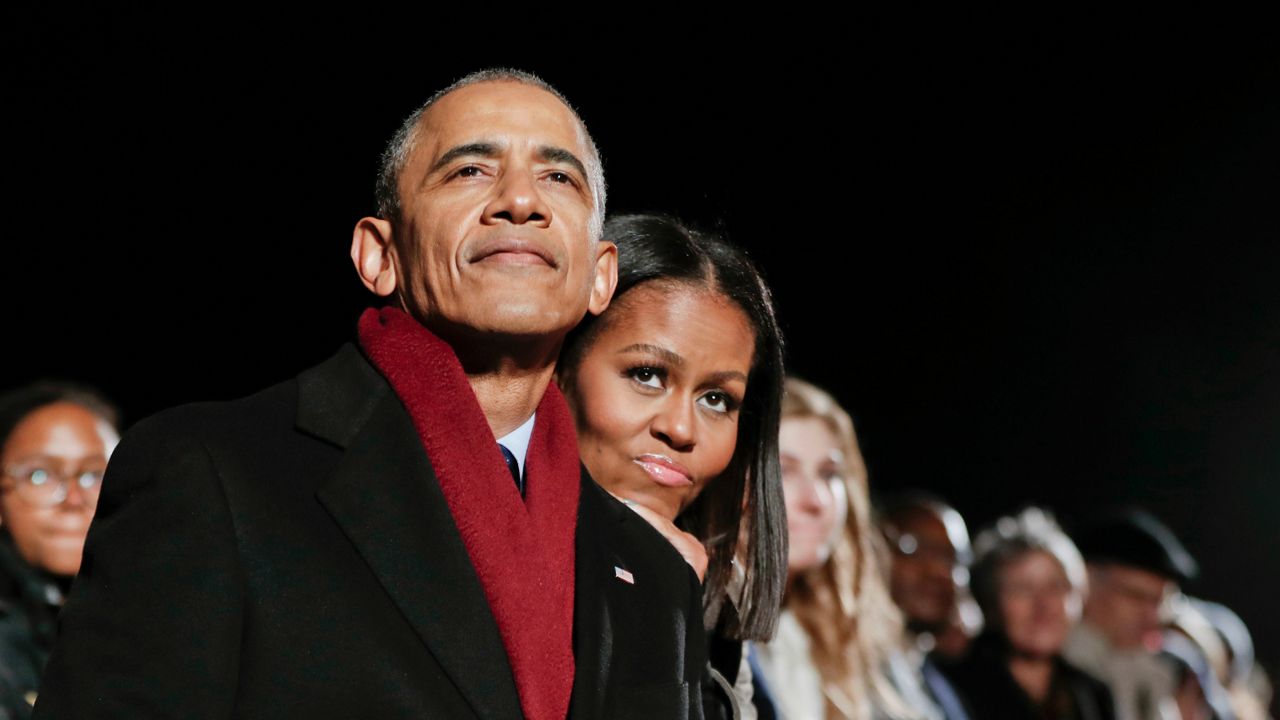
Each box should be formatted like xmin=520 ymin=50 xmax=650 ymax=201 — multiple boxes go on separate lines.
xmin=1075 ymin=509 xmax=1198 ymax=583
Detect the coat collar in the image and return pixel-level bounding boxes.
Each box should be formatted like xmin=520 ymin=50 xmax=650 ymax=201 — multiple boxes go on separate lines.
xmin=294 ymin=344 xmax=644 ymax=720
xmin=298 ymin=343 xmax=524 ymax=720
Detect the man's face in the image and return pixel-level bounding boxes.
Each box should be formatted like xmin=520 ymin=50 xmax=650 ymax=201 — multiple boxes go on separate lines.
xmin=886 ymin=510 xmax=961 ymax=630
xmin=391 ymin=81 xmax=611 ymax=339
xmin=1084 ymin=563 xmax=1174 ymax=650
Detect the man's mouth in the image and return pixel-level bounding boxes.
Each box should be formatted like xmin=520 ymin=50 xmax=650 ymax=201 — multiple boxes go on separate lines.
xmin=468 ymin=237 xmax=556 ymax=267
xmin=633 ymin=454 xmax=693 ymax=487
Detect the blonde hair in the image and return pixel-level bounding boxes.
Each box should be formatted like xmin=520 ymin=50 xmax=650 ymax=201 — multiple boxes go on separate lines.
xmin=781 ymin=378 xmax=917 ymax=719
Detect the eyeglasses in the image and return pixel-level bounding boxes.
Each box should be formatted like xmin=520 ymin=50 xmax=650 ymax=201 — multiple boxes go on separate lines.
xmin=1 ymin=463 xmax=104 ymax=507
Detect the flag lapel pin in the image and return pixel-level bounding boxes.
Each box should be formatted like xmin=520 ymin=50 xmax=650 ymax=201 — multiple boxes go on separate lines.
xmin=614 ymin=566 xmax=635 ymax=585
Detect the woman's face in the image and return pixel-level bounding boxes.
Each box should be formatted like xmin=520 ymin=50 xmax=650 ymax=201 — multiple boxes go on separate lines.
xmin=567 ymin=282 xmax=755 ymax=521
xmin=998 ymin=550 xmax=1075 ymax=658
xmin=0 ymin=402 xmax=118 ymax=577
xmin=779 ymin=416 xmax=848 ymax=574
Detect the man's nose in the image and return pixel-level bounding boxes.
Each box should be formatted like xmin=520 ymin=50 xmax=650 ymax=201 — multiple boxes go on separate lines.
xmin=651 ymin=397 xmax=696 ymax=452
xmin=482 ymin=169 xmax=552 ymax=227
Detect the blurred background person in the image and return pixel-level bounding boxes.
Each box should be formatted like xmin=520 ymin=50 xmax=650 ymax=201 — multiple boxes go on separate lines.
xmin=754 ymin=377 xmax=928 ymax=720
xmin=1159 ymin=596 xmax=1272 ymax=720
xmin=0 ymin=382 xmax=120 ymax=718
xmin=558 ymin=214 xmax=788 ymax=720
xmin=1190 ymin=599 xmax=1273 ymax=720
xmin=941 ymin=507 xmax=1114 ymax=720
xmin=879 ymin=494 xmax=977 ymax=661
xmin=1160 ymin=613 xmax=1231 ymax=720
xmin=1064 ymin=509 xmax=1198 ymax=720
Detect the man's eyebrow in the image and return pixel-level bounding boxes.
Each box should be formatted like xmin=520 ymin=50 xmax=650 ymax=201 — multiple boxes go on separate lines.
xmin=427 ymin=141 xmax=503 ymax=175
xmin=537 ymin=145 xmax=589 ymax=180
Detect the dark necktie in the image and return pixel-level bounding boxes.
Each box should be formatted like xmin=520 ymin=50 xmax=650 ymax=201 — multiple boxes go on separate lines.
xmin=498 ymin=443 xmax=523 ymax=497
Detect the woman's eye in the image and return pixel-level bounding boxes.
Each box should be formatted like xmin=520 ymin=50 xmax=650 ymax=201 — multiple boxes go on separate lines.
xmin=698 ymin=391 xmax=733 ymax=414
xmin=628 ymin=367 xmax=664 ymax=389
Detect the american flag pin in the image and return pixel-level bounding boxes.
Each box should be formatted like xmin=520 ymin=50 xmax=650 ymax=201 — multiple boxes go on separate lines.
xmin=613 ymin=566 xmax=635 ymax=585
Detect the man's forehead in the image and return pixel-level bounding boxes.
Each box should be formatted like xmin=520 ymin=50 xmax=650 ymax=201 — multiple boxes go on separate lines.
xmin=415 ymin=81 xmax=588 ymax=158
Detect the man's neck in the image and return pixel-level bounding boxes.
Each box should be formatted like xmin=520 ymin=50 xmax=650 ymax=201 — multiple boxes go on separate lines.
xmin=468 ymin=365 xmax=554 ymax=438
xmin=446 ymin=333 xmax=561 ymax=439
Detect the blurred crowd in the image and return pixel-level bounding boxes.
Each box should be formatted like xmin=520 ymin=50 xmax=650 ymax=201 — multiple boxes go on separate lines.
xmin=750 ymin=379 xmax=1272 ymax=720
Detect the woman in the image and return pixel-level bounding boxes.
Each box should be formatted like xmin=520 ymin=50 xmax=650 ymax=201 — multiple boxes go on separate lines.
xmin=942 ymin=508 xmax=1114 ymax=720
xmin=558 ymin=213 xmax=788 ymax=717
xmin=754 ymin=377 xmax=920 ymax=720
xmin=0 ymin=382 xmax=120 ymax=717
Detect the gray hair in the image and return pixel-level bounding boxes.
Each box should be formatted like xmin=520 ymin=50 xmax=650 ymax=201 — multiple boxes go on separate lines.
xmin=374 ymin=68 xmax=607 ymax=240
xmin=970 ymin=507 xmax=1087 ymax=628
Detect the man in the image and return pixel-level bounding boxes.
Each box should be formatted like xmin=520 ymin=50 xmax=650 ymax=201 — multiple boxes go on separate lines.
xmin=35 ymin=70 xmax=707 ymax=719
xmin=879 ymin=494 xmax=976 ymax=652
xmin=878 ymin=493 xmax=976 ymax=720
xmin=1063 ymin=509 xmax=1198 ymax=720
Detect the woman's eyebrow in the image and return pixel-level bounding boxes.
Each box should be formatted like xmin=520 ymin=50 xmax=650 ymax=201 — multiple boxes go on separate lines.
xmin=617 ymin=344 xmax=683 ymax=366
xmin=704 ymin=370 xmax=748 ymax=385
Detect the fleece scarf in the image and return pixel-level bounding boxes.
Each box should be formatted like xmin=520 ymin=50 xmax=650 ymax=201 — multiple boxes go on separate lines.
xmin=358 ymin=306 xmax=579 ymax=720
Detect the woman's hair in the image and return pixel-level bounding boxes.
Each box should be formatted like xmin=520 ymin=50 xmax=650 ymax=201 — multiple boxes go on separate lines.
xmin=781 ymin=377 xmax=916 ymax=719
xmin=560 ymin=213 xmax=787 ymax=641
xmin=969 ymin=507 xmax=1087 ymax=631
xmin=0 ymin=381 xmax=120 ymax=452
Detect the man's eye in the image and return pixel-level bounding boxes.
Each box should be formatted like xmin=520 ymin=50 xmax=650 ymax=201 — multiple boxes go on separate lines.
xmin=455 ymin=166 xmax=483 ymax=178
xmin=627 ymin=367 xmax=664 ymax=389
xmin=548 ymin=171 xmax=573 ymax=184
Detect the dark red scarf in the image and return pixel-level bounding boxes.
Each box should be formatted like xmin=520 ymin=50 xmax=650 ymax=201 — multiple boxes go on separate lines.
xmin=358 ymin=307 xmax=579 ymax=720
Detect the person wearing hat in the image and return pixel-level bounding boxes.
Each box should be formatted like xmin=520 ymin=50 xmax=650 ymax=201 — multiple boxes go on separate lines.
xmin=1062 ymin=509 xmax=1199 ymax=720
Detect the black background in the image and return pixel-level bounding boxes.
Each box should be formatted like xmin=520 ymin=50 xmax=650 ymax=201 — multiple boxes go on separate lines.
xmin=7 ymin=10 xmax=1279 ymax=697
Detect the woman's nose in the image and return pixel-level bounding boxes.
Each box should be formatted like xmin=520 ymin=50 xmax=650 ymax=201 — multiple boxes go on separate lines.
xmin=651 ymin=397 xmax=696 ymax=451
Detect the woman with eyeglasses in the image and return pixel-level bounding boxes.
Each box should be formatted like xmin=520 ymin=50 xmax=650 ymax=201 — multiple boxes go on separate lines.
xmin=0 ymin=382 xmax=119 ymax=717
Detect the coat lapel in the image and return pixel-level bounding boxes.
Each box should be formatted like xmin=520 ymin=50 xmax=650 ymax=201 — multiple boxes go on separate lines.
xmin=301 ymin=344 xmax=523 ymax=720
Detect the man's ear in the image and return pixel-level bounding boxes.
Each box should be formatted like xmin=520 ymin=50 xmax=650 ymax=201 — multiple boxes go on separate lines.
xmin=587 ymin=240 xmax=618 ymax=316
xmin=351 ymin=217 xmax=399 ymax=297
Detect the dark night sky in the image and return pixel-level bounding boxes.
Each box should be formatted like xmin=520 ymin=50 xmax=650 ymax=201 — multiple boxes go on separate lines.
xmin=7 ymin=11 xmax=1280 ymax=689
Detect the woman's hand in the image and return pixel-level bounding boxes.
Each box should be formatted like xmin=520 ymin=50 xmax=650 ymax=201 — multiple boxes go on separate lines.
xmin=612 ymin=494 xmax=708 ymax=582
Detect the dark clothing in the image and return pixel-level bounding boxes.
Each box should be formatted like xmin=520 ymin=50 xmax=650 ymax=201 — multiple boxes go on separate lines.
xmin=35 ymin=344 xmax=707 ymax=719
xmin=0 ymin=539 xmax=62 ymax=719
xmin=746 ymin=644 xmax=779 ymax=720
xmin=923 ymin=655 xmax=975 ymax=720
xmin=941 ymin=633 xmax=1115 ymax=720
xmin=703 ymin=630 xmax=744 ymax=720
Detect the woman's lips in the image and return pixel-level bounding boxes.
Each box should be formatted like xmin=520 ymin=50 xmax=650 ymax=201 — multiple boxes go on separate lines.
xmin=633 ymin=454 xmax=693 ymax=488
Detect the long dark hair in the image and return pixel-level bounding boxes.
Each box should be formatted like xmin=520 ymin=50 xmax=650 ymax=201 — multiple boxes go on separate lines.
xmin=561 ymin=213 xmax=786 ymax=641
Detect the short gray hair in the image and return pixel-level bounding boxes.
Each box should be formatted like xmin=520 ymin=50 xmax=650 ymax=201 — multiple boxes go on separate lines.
xmin=970 ymin=507 xmax=1087 ymax=627
xmin=374 ymin=68 xmax=607 ymax=240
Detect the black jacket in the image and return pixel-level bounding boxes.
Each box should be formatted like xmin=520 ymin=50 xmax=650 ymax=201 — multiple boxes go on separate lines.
xmin=34 ymin=344 xmax=706 ymax=719
xmin=0 ymin=537 xmax=63 ymax=719
xmin=940 ymin=632 xmax=1114 ymax=720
